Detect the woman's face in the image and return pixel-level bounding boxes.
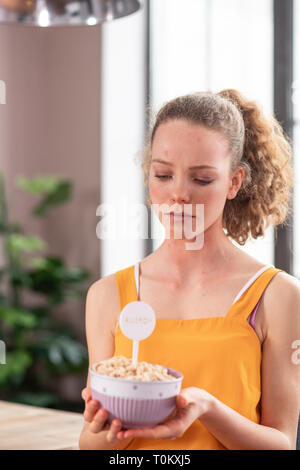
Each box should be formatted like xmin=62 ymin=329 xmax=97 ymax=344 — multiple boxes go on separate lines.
xmin=148 ymin=119 xmax=242 ymax=240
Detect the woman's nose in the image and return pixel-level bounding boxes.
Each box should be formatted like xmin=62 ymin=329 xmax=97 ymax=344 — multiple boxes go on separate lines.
xmin=170 ymin=179 xmax=191 ymax=204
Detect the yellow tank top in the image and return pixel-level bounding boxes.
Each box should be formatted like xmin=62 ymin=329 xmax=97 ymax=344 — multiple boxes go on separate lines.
xmin=113 ymin=263 xmax=284 ymax=450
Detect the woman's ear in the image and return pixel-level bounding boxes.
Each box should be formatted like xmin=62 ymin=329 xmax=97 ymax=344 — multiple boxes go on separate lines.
xmin=227 ymin=167 xmax=245 ymax=200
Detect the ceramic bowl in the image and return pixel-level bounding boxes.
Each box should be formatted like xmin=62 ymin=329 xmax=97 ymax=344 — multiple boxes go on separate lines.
xmin=89 ymin=363 xmax=184 ymax=429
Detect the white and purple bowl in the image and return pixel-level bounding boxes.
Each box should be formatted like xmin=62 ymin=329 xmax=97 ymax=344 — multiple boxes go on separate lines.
xmin=89 ymin=363 xmax=184 ymax=429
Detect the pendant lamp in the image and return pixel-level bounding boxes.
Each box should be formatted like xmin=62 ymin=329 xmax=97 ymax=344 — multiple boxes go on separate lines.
xmin=0 ymin=0 xmax=142 ymax=27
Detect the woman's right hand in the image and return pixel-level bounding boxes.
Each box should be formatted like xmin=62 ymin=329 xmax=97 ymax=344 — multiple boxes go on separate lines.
xmin=81 ymin=387 xmax=129 ymax=446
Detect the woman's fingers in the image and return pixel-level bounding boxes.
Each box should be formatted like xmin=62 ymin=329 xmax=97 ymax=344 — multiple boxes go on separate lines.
xmin=81 ymin=388 xmax=86 ymax=401
xmin=82 ymin=395 xmax=127 ymax=442
xmin=83 ymin=400 xmax=100 ymax=422
xmin=106 ymin=419 xmax=123 ymax=443
xmin=89 ymin=407 xmax=109 ymax=433
xmin=81 ymin=387 xmax=92 ymax=402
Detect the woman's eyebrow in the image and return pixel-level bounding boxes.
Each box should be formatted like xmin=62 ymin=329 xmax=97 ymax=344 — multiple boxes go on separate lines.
xmin=151 ymin=159 xmax=218 ymax=170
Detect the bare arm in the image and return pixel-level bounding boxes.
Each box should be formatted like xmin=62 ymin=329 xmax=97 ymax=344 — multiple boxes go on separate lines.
xmin=198 ymin=394 xmax=292 ymax=450
xmin=197 ymin=273 xmax=300 ymax=450
xmin=78 ymin=276 xmax=134 ymax=450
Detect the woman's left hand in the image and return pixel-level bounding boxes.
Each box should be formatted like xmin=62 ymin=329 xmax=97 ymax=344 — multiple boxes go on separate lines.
xmin=116 ymin=387 xmax=212 ymax=441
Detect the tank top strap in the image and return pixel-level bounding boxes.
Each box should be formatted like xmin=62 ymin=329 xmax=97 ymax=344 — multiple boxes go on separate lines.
xmin=226 ymin=266 xmax=286 ymax=322
xmin=115 ymin=264 xmax=138 ymax=311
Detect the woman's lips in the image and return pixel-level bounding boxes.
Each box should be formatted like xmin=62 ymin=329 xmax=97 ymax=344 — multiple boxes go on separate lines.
xmin=168 ymin=213 xmax=195 ymax=219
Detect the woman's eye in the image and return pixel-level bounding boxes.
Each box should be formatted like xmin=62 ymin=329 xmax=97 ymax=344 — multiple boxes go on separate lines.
xmin=194 ymin=179 xmax=213 ymax=185
xmin=154 ymin=175 xmax=171 ymax=180
xmin=154 ymin=175 xmax=213 ymax=185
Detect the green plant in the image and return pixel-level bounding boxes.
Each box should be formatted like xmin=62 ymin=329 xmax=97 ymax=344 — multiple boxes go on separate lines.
xmin=0 ymin=172 xmax=90 ymax=409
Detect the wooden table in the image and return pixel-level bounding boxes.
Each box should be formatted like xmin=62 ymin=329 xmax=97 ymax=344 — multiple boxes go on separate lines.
xmin=0 ymin=400 xmax=84 ymax=450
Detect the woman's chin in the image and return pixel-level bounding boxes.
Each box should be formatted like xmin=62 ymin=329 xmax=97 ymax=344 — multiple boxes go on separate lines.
xmin=163 ymin=227 xmax=203 ymax=241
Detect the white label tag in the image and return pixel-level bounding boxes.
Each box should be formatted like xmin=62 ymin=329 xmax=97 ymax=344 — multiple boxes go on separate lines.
xmin=119 ymin=301 xmax=156 ymax=341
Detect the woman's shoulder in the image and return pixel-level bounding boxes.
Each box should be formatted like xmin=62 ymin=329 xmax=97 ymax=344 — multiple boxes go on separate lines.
xmin=262 ymin=268 xmax=300 ymax=329
xmin=87 ymin=271 xmax=123 ymax=337
xmin=219 ymin=251 xmax=300 ymax=331
xmin=87 ymin=271 xmax=121 ymax=312
xmin=89 ymin=271 xmax=118 ymax=295
xmin=265 ymin=268 xmax=300 ymax=297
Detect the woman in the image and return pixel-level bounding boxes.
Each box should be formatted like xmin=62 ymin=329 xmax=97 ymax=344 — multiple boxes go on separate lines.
xmin=79 ymin=89 xmax=300 ymax=450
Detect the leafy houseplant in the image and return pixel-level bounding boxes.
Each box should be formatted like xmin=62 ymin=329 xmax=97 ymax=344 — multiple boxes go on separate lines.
xmin=0 ymin=172 xmax=90 ymax=411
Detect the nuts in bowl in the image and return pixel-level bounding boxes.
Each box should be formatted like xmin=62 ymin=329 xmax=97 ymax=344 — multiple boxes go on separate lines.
xmin=89 ymin=355 xmax=184 ymax=429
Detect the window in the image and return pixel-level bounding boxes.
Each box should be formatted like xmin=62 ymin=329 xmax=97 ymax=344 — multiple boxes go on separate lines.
xmin=150 ymin=0 xmax=274 ymax=263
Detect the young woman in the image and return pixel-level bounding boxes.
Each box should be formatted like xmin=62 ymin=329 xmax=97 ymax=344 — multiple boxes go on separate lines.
xmin=79 ymin=89 xmax=300 ymax=450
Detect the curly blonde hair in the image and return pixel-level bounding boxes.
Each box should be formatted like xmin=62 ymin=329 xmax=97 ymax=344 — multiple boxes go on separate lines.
xmin=138 ymin=89 xmax=294 ymax=246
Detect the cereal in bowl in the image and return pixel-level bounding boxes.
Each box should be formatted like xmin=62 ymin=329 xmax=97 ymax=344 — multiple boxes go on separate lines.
xmin=92 ymin=355 xmax=176 ymax=382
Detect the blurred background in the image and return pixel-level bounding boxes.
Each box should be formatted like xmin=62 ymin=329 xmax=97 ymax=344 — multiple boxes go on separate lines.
xmin=0 ymin=0 xmax=298 ymax=444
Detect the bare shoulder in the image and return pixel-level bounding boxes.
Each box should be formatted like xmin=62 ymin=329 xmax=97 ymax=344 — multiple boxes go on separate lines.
xmin=263 ymin=270 xmax=300 ymax=333
xmin=86 ymin=272 xmax=120 ymax=336
xmin=264 ymin=270 xmax=300 ymax=304
xmin=87 ymin=272 xmax=119 ymax=300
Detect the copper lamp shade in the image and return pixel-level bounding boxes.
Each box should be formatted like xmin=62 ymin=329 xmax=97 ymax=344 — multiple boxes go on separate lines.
xmin=0 ymin=0 xmax=142 ymax=26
